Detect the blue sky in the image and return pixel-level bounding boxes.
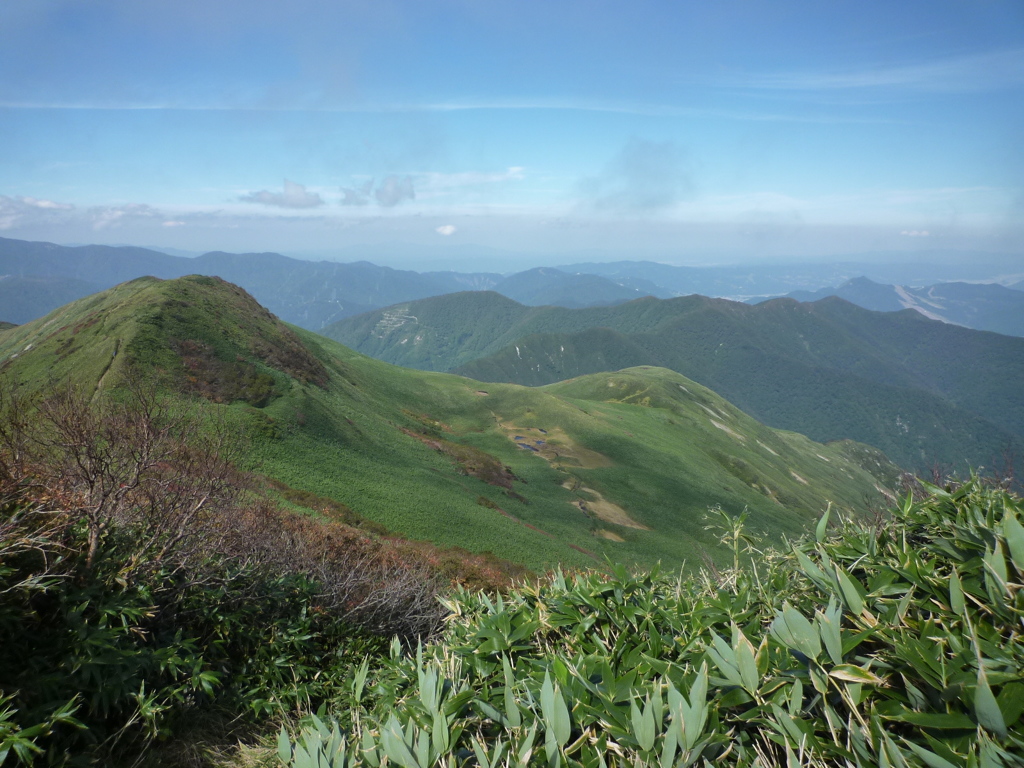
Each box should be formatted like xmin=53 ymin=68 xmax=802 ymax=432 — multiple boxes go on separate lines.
xmin=1 ymin=0 xmax=1022 ymax=268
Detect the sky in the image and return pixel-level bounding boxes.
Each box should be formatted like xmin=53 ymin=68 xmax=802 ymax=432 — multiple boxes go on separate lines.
xmin=1 ymin=0 xmax=1022 ymax=270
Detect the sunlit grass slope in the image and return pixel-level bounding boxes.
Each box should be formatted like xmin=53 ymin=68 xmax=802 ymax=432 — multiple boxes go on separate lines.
xmin=0 ymin=276 xmax=898 ymax=571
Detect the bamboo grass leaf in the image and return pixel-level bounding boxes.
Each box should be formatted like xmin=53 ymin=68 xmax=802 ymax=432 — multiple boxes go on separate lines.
xmin=788 ymin=678 xmax=803 ymax=716
xmin=975 ymin=667 xmax=1007 ymax=739
xmin=771 ymin=604 xmax=821 ymax=662
xmin=277 ymin=726 xmax=292 ymax=763
xmin=540 ymin=672 xmax=571 ymax=748
xmin=733 ymin=628 xmax=759 ymax=695
xmin=1002 ymin=509 xmax=1024 ymax=573
xmin=815 ymin=503 xmax=831 ymax=543
xmin=381 ymin=715 xmax=420 ymax=768
xmin=631 ymin=698 xmax=656 ymax=752
xmin=829 ymin=665 xmax=885 ymax=685
xmin=795 ymin=549 xmax=831 ymax=593
xmin=903 ymin=741 xmax=960 ymax=768
xmin=659 ymin=709 xmax=679 ymax=768
xmin=503 ymin=657 xmax=522 ymax=729
xmin=949 ymin=567 xmax=965 ymax=616
xmin=816 ymin=610 xmax=843 ymax=667
xmin=833 ymin=565 xmax=866 ymax=615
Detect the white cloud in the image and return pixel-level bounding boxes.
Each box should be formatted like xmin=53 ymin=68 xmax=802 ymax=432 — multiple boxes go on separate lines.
xmin=436 ymin=224 xmax=456 ymax=236
xmin=900 ymin=230 xmax=931 ymax=237
xmin=239 ymin=179 xmax=325 ymax=208
xmin=0 ymin=195 xmax=74 ymax=229
xmin=24 ymin=197 xmax=73 ymax=210
xmin=162 ymin=220 xmax=186 ymax=227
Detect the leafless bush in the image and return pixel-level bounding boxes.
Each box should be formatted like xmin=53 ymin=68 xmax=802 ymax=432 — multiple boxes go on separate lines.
xmin=0 ymin=375 xmax=244 ymax=575
xmin=218 ymin=502 xmax=447 ymax=641
xmin=1 ymin=373 xmax=447 ymax=640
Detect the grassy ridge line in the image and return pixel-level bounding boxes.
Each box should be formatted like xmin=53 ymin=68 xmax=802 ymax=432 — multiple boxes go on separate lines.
xmin=0 ymin=276 xmax=898 ymax=571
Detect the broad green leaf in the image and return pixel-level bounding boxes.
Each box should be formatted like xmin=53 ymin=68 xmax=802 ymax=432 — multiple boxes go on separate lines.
xmin=983 ymin=543 xmax=1009 ymax=599
xmin=706 ymin=632 xmax=743 ymax=689
xmin=659 ymin=709 xmax=679 ymax=768
xmin=432 ymin=710 xmax=450 ymax=756
xmin=516 ymin=723 xmax=538 ymax=767
xmin=880 ymin=730 xmax=911 ymax=768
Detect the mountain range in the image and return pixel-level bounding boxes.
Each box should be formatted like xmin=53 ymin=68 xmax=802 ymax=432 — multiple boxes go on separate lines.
xmin=3 ymin=236 xmax=1020 ymax=336
xmin=0 ymin=275 xmax=897 ymax=571
xmin=766 ymin=276 xmax=1024 ymax=337
xmin=323 ymin=290 xmax=1024 ymax=474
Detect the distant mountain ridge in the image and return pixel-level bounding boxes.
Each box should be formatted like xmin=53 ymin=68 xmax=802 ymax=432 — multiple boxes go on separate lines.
xmin=323 ymin=291 xmax=1024 ymax=473
xmin=770 ymin=276 xmax=1024 ymax=337
xmin=556 ymin=256 xmax=1024 ymax=300
xmin=0 ymin=236 xmax=493 ymax=328
xmin=0 ymin=236 xmax=657 ymax=328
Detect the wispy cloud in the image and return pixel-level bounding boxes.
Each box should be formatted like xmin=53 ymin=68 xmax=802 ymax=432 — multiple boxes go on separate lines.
xmin=239 ymin=179 xmax=324 ymax=208
xmin=338 ymin=176 xmax=416 ymax=208
xmin=723 ymin=49 xmax=1024 ymax=93
xmin=578 ymin=138 xmax=693 ymax=214
xmin=423 ymin=167 xmax=525 ymax=190
xmin=0 ymin=98 xmax=899 ymax=124
xmin=90 ymin=203 xmax=163 ymax=230
xmin=373 ymin=175 xmax=415 ymax=207
xmin=340 ymin=180 xmax=373 ymax=206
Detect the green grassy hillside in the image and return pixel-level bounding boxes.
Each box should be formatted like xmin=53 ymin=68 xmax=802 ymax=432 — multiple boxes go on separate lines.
xmin=323 ymin=292 xmax=1024 ymax=473
xmin=0 ymin=277 xmax=897 ymax=572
